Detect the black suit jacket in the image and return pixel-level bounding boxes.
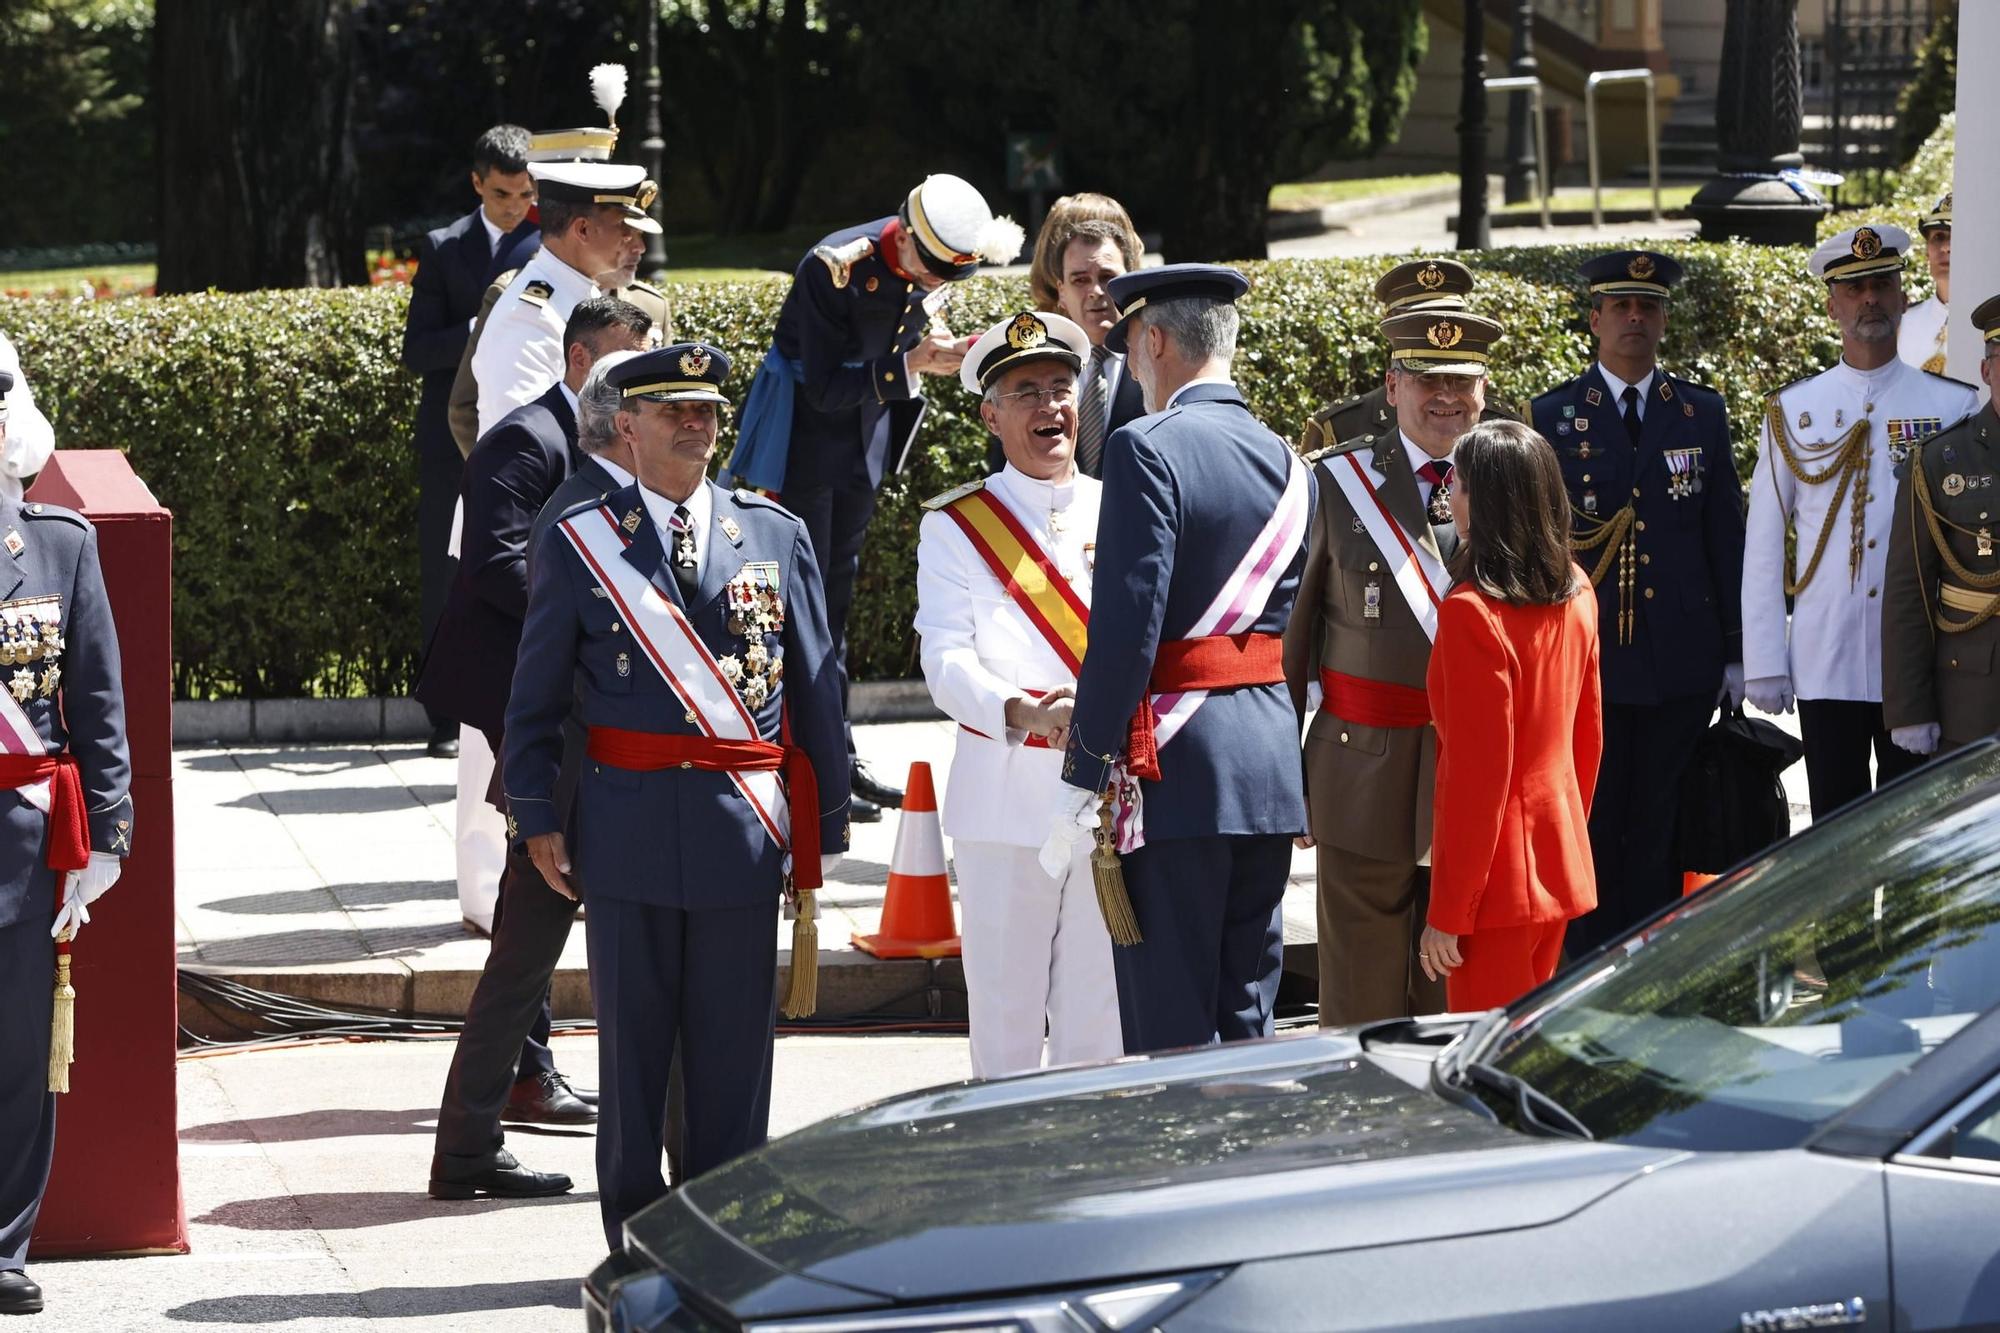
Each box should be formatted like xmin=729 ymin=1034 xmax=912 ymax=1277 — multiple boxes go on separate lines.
xmin=416 ymin=382 xmax=576 ymax=737
xmin=402 ymin=208 xmax=542 ymax=459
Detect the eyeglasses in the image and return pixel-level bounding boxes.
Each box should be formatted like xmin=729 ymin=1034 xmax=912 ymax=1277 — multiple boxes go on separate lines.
xmin=995 ymin=383 xmax=1077 ymax=408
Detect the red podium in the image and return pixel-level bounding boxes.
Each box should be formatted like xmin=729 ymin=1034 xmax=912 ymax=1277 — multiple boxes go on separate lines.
xmin=27 ymin=451 xmax=185 ymax=1257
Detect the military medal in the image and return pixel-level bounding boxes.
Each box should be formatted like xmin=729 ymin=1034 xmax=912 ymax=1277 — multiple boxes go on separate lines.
xmin=38 ymin=664 xmax=57 ymax=698
xmin=1426 ymin=483 xmax=1452 ymax=526
xmin=1363 ymin=581 xmax=1382 ymax=621
xmin=9 ymin=668 xmax=32 ymax=702
xmin=1944 ymin=473 xmax=1967 ymax=497
xmin=1981 ymin=529 xmax=1995 ymax=559
xmin=718 ymin=654 xmax=744 ymax=684
xmin=1665 ymin=448 xmax=1702 ymax=500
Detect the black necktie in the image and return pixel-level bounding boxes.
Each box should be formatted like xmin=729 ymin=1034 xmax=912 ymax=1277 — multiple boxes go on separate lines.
xmin=669 ymin=504 xmax=698 ymax=599
xmin=1621 ymin=385 xmax=1642 ymax=444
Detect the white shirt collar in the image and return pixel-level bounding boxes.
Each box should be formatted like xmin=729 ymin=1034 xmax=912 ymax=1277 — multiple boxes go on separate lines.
xmin=479 ymin=209 xmax=507 ymax=255
xmin=558 ymin=382 xmax=580 ymax=415
xmin=596 ymin=456 xmax=635 ymax=488
xmin=1165 ymin=376 xmax=1236 ymax=408
xmin=640 ymin=479 xmax=713 ymax=579
xmin=1399 ymin=429 xmax=1453 ymax=474
xmin=529 ymin=246 xmax=601 ymax=303
xmin=1837 ymin=355 xmax=1902 ymax=388
xmin=996 ymin=461 xmax=1081 ymax=515
xmin=1595 ymin=362 xmax=1656 ymax=415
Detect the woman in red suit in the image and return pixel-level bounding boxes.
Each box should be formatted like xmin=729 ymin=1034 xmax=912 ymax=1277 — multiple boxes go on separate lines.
xmin=1420 ymin=420 xmax=1604 ymax=1009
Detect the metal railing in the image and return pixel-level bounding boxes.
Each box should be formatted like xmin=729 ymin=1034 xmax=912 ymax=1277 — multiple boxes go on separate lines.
xmin=1585 ymin=68 xmax=1661 ymax=226
xmin=1483 ymin=75 xmax=1551 ymax=230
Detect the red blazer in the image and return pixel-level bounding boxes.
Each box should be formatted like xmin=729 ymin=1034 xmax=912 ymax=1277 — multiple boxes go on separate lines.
xmin=1426 ymin=573 xmax=1604 ymax=935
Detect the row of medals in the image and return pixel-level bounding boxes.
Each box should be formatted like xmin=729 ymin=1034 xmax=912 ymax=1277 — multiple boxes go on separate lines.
xmin=716 ymin=564 xmax=784 ymax=710
xmin=0 ymin=608 xmax=61 ymax=701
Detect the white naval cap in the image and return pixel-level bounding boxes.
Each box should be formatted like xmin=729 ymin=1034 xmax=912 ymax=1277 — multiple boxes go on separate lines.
xmin=523 ymin=65 xmax=629 ymax=162
xmin=1811 ymin=223 xmax=1911 ymax=283
xmin=960 ymin=311 xmax=1090 ymax=395
xmin=901 ymin=173 xmax=1024 ymax=281
xmin=527 ymin=159 xmax=662 ymax=234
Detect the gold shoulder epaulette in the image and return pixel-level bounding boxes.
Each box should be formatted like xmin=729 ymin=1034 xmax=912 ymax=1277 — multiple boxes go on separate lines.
xmin=921 ymin=478 xmax=985 ymax=511
xmin=1301 ymin=442 xmax=1336 ymax=463
xmin=624 ymin=278 xmax=663 ymax=300
xmin=813 ymin=237 xmax=876 ymax=290
xmin=518 ymin=278 xmax=555 ymax=310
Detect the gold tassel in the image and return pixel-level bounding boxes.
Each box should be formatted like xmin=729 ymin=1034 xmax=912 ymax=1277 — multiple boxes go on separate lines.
xmin=49 ymin=930 xmax=74 ymax=1094
xmin=1090 ymin=806 xmax=1143 ymax=946
xmin=781 ymin=888 xmax=818 ymax=1019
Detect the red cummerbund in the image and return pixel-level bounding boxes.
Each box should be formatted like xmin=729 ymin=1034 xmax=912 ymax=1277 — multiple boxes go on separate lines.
xmin=961 ymin=687 xmax=1056 ymax=749
xmin=1320 ymin=668 xmax=1431 ymax=728
xmin=1151 ymin=630 xmax=1286 ymax=693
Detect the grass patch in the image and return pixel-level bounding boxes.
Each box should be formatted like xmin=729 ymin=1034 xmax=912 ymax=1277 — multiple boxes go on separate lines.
xmin=1500 ymin=183 xmax=1700 ymax=215
xmin=0 ymin=262 xmax=155 ymax=296
xmin=1270 ymin=173 xmax=1458 ymax=211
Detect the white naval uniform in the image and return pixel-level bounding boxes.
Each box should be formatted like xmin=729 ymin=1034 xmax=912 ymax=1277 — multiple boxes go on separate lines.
xmin=1898 ymin=294 xmax=1949 ymax=374
xmin=914 ymin=464 xmax=1121 ymax=1079
xmin=1744 ymin=356 xmax=1980 ymax=702
xmin=0 ymin=332 xmax=55 ymax=500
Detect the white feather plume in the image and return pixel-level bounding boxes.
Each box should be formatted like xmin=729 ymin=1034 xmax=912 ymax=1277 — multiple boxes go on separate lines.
xmin=974 ymin=215 xmax=1025 ymax=266
xmin=590 ymin=64 xmax=629 ymax=124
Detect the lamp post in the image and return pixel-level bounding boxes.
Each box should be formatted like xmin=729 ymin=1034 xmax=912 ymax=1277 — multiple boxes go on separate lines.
xmin=1688 ymin=0 xmax=1828 ymax=245
xmin=639 ymin=0 xmax=668 ymax=276
xmin=1502 ymin=0 xmax=1539 ymax=205
xmin=1456 ymin=0 xmax=1491 ymax=250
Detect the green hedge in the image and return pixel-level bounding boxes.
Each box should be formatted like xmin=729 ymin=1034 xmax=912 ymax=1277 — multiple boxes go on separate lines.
xmin=0 ymin=240 xmax=1866 ymax=695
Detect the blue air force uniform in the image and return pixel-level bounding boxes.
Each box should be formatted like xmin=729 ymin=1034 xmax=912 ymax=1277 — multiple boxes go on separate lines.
xmin=1058 ymin=266 xmax=1312 ymax=1056
xmin=1529 ymin=251 xmax=1746 ymax=952
xmin=502 ymin=346 xmax=849 ymax=1247
xmin=0 ymin=498 xmax=131 ymax=1289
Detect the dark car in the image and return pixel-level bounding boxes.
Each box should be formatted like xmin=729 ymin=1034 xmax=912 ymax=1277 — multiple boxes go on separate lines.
xmin=586 ymin=739 xmax=2000 ymax=1332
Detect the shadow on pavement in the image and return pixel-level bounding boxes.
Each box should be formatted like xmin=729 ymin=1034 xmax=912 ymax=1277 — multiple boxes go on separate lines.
xmin=220 ymin=785 xmax=454 ymax=816
xmin=202 ymin=881 xmax=457 ymax=915
xmin=193 ymin=1189 xmax=596 ymax=1231
xmin=180 ymin=1108 xmax=442 ymax=1143
xmin=165 ymin=1278 xmax=582 ymax=1322
xmin=179 ymin=749 xmax=410 ymax=775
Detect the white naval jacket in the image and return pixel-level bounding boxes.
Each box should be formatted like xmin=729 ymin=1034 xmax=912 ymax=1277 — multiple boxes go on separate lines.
xmin=470 ymin=247 xmax=599 ymax=437
xmin=1898 ymin=294 xmax=1948 ymax=372
xmin=915 ymin=464 xmax=1100 ymax=848
xmin=1744 ymin=356 xmax=1980 ymax=701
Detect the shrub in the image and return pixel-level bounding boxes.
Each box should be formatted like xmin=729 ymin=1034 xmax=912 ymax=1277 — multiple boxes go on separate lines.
xmin=3 ymin=239 xmax=1852 ymax=693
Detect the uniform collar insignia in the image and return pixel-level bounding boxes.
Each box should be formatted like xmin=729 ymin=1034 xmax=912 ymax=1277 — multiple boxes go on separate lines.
xmin=720 ymin=516 xmax=741 ymax=543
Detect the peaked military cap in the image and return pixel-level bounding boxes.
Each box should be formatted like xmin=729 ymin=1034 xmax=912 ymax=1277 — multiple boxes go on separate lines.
xmin=1920 ymin=192 xmax=1952 ymax=236
xmin=1580 ymin=249 xmax=1683 ymax=299
xmin=528 ymin=160 xmax=662 ymax=235
xmin=1811 ymin=224 xmax=1909 ymax=284
xmin=1971 ymin=293 xmax=2000 ymax=347
xmin=1373 ymin=258 xmax=1475 ymax=313
xmin=609 ymin=343 xmax=731 ymax=405
xmin=1380 ymin=308 xmax=1502 ymax=376
xmin=961 ymin=311 xmax=1090 ymax=395
xmin=899 ymin=174 xmax=1024 ymax=282
xmin=1104 ymin=263 xmax=1251 ymax=355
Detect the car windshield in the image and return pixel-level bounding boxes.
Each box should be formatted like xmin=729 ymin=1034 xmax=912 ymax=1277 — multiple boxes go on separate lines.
xmin=1484 ymin=741 xmax=2000 ymax=1151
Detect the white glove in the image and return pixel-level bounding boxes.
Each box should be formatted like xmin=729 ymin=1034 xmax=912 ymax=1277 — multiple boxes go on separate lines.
xmin=1719 ymin=662 xmax=1746 ymax=710
xmin=1744 ymin=674 xmax=1794 ymax=715
xmin=1304 ymin=679 xmax=1323 ymax=712
xmin=51 ymin=851 xmax=123 ymax=939
xmin=1891 ymin=722 xmax=1941 ymax=756
xmin=819 ymin=852 xmax=843 ymax=880
xmin=1037 ymin=786 xmax=1100 ymax=879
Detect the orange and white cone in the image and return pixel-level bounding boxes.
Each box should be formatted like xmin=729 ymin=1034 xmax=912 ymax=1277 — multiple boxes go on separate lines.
xmin=852 ymin=761 xmax=962 ymax=959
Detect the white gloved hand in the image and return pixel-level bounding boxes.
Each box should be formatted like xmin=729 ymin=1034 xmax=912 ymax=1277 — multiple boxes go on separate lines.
xmin=1891 ymin=722 xmax=1941 ymax=756
xmin=819 ymin=852 xmax=844 ymax=881
xmin=1744 ymin=674 xmax=1794 ymax=715
xmin=51 ymin=851 xmax=122 ymax=940
xmin=1037 ymin=786 xmax=1100 ymax=879
xmin=1719 ymin=662 xmax=1746 ymax=710
xmin=1304 ymin=679 xmax=1324 ymax=712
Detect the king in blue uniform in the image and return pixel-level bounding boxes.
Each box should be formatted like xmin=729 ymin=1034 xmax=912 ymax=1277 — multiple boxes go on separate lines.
xmin=1047 ymin=265 xmax=1312 ymax=1055
xmin=503 ymin=344 xmax=850 ymax=1248
xmin=1529 ymin=251 xmax=1745 ymax=952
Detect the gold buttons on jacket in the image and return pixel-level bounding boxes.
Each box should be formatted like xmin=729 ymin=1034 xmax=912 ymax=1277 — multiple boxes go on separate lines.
xmin=1639 ymin=553 xmax=1651 ymax=565
xmin=883 ymin=372 xmax=895 ymax=382
xmin=1368 ymin=562 xmax=1379 ymax=572
xmin=1635 ymin=520 xmax=1647 ymax=532
xmin=680 ymin=760 xmax=693 ymax=770
xmin=1340 ymin=732 xmax=1350 ymax=743
xmin=684 ymin=709 xmax=697 ymax=723
xmin=1632 ymin=487 xmax=1642 ymax=498
xmin=1643 ymin=588 xmax=1655 ymax=599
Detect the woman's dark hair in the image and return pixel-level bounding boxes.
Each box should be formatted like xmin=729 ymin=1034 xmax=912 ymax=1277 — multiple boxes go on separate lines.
xmin=1446 ymin=420 xmax=1580 ymax=605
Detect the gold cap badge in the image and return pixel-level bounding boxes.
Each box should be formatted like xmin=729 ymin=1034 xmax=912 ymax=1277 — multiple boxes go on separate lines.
xmin=1005 ymin=312 xmax=1048 ymax=350
xmin=1426 ymin=319 xmax=1464 ymax=350
xmin=1853 ymin=226 xmax=1883 ymax=260
xmin=1627 ymin=253 xmax=1656 ymax=280
xmin=1416 ymin=261 xmax=1446 ymax=291
xmin=678 ymin=347 xmax=712 ymax=377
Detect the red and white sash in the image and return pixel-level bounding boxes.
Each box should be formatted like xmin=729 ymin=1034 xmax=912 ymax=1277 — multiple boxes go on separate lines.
xmin=557 ymin=505 xmax=794 ymax=864
xmin=1112 ymin=453 xmax=1310 ymax=852
xmin=0 ymin=672 xmax=53 ymax=815
xmin=1327 ymin=448 xmax=1450 ymax=642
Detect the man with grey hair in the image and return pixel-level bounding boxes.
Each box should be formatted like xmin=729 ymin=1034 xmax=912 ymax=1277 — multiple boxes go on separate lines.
xmin=1044 ymin=265 xmax=1313 ymax=1055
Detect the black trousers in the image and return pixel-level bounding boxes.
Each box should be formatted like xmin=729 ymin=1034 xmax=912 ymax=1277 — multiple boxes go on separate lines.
xmin=1798 ymin=698 xmax=1925 ymax=821
xmin=1570 ymin=696 xmax=1714 ymax=956
xmin=0 ymin=916 xmax=55 ymax=1271
xmin=417 ymin=426 xmax=461 ymax=731
xmin=782 ymin=479 xmax=877 ymax=759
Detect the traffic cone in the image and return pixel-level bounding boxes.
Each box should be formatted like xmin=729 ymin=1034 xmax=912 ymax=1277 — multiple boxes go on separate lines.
xmin=852 ymin=762 xmax=961 ymax=959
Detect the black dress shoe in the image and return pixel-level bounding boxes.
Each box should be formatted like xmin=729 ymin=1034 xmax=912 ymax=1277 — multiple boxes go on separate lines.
xmin=427 ymin=723 xmax=460 ymax=760
xmin=428 ymin=1147 xmax=572 ymax=1200
xmin=851 ymin=760 xmax=904 ymax=809
xmin=849 ymin=793 xmax=882 ymax=824
xmin=503 ymin=1070 xmax=597 ymax=1125
xmin=0 ymin=1270 xmax=43 ymax=1314
xmin=568 ymin=1083 xmax=599 ymax=1106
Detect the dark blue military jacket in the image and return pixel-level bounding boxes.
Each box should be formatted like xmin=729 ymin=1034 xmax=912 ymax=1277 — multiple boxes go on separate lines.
xmin=503 ymin=480 xmax=850 ymax=907
xmin=771 ymin=218 xmax=931 ymax=491
xmin=402 ymin=207 xmax=541 ymax=456
xmin=0 ymin=498 xmax=131 ymax=929
xmin=1061 ymin=382 xmax=1312 ymax=838
xmin=1531 ymin=365 xmax=1746 ymax=706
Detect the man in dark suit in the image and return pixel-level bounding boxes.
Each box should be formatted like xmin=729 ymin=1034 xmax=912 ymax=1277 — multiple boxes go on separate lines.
xmin=422 ymin=298 xmax=650 ymax=1201
xmin=730 ymin=174 xmax=1022 ymax=820
xmin=1046 ymin=265 xmax=1313 ymax=1055
xmin=506 ymin=343 xmax=851 ymax=1249
xmin=403 ymin=124 xmax=543 ymax=759
xmin=1530 ymin=251 xmax=1746 ymax=952
xmin=0 ymin=497 xmax=132 ymax=1317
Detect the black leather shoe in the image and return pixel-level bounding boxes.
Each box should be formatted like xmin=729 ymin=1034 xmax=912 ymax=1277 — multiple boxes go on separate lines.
xmin=0 ymin=1270 xmax=44 ymax=1314
xmin=849 ymin=793 xmax=882 ymax=824
xmin=503 ymin=1070 xmax=597 ymax=1125
xmin=851 ymin=760 xmax=904 ymax=809
xmin=568 ymin=1083 xmax=599 ymax=1106
xmin=428 ymin=1147 xmax=572 ymax=1200
xmin=427 ymin=723 xmax=460 ymax=760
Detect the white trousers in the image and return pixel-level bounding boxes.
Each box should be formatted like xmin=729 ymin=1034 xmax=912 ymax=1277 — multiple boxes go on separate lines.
xmin=455 ymin=724 xmax=507 ymax=932
xmin=953 ymin=839 xmax=1123 ymax=1079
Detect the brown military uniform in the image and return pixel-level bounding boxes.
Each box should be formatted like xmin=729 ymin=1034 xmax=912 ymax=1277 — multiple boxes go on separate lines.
xmin=1298 ymin=384 xmax=1518 ymax=455
xmin=1883 ymin=401 xmax=2000 ymax=750
xmin=1283 ymin=429 xmax=1453 ymax=1026
xmin=447 ymin=274 xmax=674 ymax=457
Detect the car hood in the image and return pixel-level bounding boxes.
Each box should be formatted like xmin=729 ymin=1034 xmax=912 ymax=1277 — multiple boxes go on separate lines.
xmin=633 ymin=1031 xmax=1675 ymax=1313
